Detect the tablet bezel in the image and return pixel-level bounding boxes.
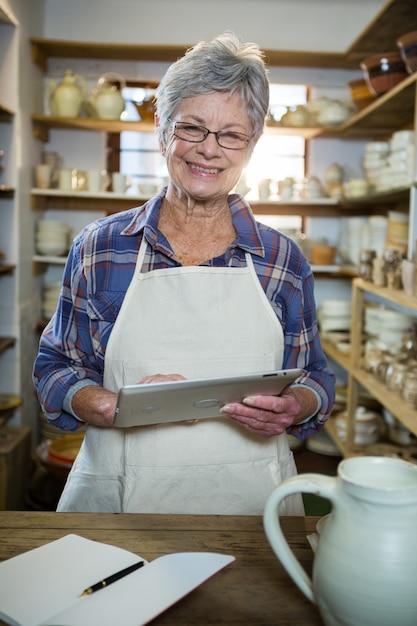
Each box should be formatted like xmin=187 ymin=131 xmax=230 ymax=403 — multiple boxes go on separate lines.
xmin=113 ymin=368 xmax=303 ymax=428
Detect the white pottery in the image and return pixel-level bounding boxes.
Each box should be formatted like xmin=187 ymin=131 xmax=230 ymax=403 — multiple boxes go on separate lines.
xmin=88 ymin=72 xmax=126 ymax=120
xmin=280 ymin=105 xmax=310 ymax=127
xmin=264 ymin=456 xmax=417 ymax=626
xmin=317 ymin=99 xmax=352 ymax=126
xmin=49 ymin=70 xmax=87 ymax=117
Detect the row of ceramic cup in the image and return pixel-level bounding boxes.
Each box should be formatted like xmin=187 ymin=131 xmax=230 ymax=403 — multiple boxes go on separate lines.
xmin=35 ymin=166 xmax=131 ymax=193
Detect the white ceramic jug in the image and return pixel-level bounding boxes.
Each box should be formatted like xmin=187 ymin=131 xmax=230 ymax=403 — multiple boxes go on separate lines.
xmin=263 ymin=456 xmax=417 ymax=626
xmin=88 ymin=72 xmax=126 ymax=120
xmin=49 ymin=70 xmax=87 ymax=117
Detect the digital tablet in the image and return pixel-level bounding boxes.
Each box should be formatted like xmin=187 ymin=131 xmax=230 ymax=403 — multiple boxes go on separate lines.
xmin=113 ymin=368 xmax=303 ymax=428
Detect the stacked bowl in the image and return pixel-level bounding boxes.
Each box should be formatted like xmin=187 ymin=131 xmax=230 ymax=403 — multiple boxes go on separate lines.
xmin=364 ymin=305 xmax=413 ymax=354
xmin=362 ymin=131 xmax=415 ymax=192
xmin=36 ymin=220 xmax=71 ymax=256
xmin=360 ymin=51 xmax=408 ymax=96
xmin=385 ymin=130 xmax=415 ymax=190
xmin=42 ymin=281 xmax=61 ymax=320
xmin=318 ymin=299 xmax=351 ymax=349
xmin=347 ymin=77 xmax=376 ymax=110
xmin=362 ymin=141 xmax=390 ymax=188
xmin=397 ymin=30 xmax=417 ymax=75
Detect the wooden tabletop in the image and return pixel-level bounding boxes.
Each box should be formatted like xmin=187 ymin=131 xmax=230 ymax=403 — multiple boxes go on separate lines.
xmin=0 ymin=511 xmax=324 ymax=625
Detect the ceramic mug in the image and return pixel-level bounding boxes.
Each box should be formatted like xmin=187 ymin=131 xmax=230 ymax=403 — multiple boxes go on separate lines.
xmin=87 ymin=169 xmax=104 ymax=193
xmin=58 ymin=168 xmax=72 ymax=191
xmin=112 ymin=172 xmax=129 ymax=193
xmin=35 ymin=164 xmax=52 ymax=189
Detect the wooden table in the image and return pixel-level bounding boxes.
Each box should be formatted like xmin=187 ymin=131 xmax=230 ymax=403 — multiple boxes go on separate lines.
xmin=0 ymin=512 xmax=324 ymax=625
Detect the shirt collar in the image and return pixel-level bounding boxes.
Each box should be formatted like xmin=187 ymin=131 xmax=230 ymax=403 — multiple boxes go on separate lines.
xmin=121 ymin=188 xmax=265 ymax=258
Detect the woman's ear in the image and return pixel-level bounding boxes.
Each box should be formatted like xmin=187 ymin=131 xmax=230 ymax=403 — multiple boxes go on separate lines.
xmin=155 ymin=114 xmax=167 ymax=156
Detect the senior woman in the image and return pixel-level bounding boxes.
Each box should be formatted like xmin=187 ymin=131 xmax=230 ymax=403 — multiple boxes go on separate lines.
xmin=33 ymin=32 xmax=335 ymax=515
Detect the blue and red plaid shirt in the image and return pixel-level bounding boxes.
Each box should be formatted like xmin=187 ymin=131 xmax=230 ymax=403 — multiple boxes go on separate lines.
xmin=33 ymin=189 xmax=335 ymax=438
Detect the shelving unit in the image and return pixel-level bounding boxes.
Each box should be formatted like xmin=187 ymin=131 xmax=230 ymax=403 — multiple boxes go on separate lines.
xmin=28 ymin=0 xmax=417 ymax=462
xmin=30 ymin=186 xmax=407 ymax=217
xmin=324 ymin=279 xmax=417 ymax=456
xmin=0 ymin=6 xmax=19 ymax=428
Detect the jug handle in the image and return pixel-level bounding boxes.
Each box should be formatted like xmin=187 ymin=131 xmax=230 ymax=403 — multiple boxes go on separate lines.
xmin=263 ymin=472 xmax=337 ymax=604
xmin=101 ymin=72 xmax=127 ymax=91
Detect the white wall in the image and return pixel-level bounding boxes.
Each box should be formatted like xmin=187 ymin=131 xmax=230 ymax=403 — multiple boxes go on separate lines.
xmin=41 ymin=0 xmax=386 ymax=53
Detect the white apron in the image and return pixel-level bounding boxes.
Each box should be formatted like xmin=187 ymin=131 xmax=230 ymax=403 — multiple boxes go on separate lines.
xmin=57 ymin=236 xmax=303 ymax=514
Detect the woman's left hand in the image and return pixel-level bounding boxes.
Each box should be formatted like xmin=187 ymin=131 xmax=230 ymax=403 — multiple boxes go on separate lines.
xmin=220 ymin=388 xmax=306 ymax=438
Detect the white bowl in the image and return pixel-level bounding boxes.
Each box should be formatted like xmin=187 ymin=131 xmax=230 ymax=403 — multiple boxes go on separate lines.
xmin=36 ymin=242 xmax=68 ymax=256
xmin=37 ymin=220 xmax=70 ymax=232
xmin=321 ymin=299 xmax=351 ymax=316
xmin=138 ymin=184 xmax=159 ymax=196
xmin=364 ymin=142 xmax=390 ymax=156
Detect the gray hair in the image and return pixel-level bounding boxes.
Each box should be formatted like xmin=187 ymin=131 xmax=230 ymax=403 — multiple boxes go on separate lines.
xmin=156 ymin=32 xmax=269 ymax=150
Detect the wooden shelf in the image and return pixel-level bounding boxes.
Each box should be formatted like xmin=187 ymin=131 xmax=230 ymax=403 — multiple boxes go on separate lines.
xmin=340 ymin=186 xmax=411 ymax=208
xmin=0 ymin=264 xmax=15 ymax=276
xmin=0 ymin=186 xmax=15 ymax=199
xmin=337 ymin=72 xmax=417 ymax=136
xmin=31 ymin=187 xmax=150 ymax=213
xmin=346 ymin=0 xmax=417 ymax=61
xmin=0 ymin=336 xmax=15 ymax=355
xmin=351 ymin=368 xmax=417 ymax=437
xmin=324 ymin=418 xmax=361 ymax=458
xmin=30 ymin=38 xmax=358 ymax=72
xmin=31 ymin=115 xmax=154 ymax=142
xmin=354 ymin=277 xmax=417 ymax=312
xmin=269 ymin=72 xmax=417 ymax=139
xmin=0 ymin=102 xmax=14 ymax=122
xmin=321 ymin=339 xmax=352 ymax=372
xmin=30 ymin=187 xmax=407 ymax=217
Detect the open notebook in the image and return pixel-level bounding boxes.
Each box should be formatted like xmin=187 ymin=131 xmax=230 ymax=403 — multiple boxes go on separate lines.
xmin=0 ymin=534 xmax=234 ymax=626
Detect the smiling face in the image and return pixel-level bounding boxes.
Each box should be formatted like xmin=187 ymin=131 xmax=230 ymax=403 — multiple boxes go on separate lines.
xmin=162 ymin=91 xmax=253 ymax=205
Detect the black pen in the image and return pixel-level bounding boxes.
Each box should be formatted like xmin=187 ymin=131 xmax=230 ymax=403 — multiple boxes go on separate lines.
xmin=80 ymin=561 xmax=145 ymax=596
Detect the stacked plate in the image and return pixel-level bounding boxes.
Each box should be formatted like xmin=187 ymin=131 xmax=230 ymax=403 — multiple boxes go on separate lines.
xmin=319 ymin=299 xmax=351 ymax=342
xmin=36 ymin=219 xmax=71 ymax=256
xmin=338 ymin=217 xmax=368 ymax=266
xmin=362 ymin=131 xmax=415 ymax=192
xmin=364 ymin=305 xmax=413 ymax=353
xmin=365 ymin=216 xmax=388 ymax=258
xmin=335 ymin=406 xmax=383 ymax=446
xmin=362 ymin=141 xmax=390 ymax=188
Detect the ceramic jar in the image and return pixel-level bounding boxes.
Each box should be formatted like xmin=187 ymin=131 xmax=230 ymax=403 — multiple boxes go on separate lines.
xmin=385 ymin=359 xmax=408 ymax=392
xmin=358 ymin=249 xmax=376 ymax=281
xmin=49 ymin=70 xmax=87 ymax=117
xmin=263 ymin=456 xmax=417 ymax=626
xmin=402 ymin=370 xmax=417 ymax=409
xmin=335 ymin=406 xmax=382 ymax=446
xmin=88 ymin=72 xmax=126 ymax=120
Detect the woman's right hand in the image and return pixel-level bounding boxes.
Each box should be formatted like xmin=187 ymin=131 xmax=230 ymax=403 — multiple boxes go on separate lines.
xmin=72 ymin=386 xmax=118 ymax=427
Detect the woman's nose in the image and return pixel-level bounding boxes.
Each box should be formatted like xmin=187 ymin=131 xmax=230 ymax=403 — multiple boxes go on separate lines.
xmin=196 ymin=131 xmax=221 ymax=155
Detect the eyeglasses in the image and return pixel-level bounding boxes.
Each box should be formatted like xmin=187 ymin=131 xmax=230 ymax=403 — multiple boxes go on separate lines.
xmin=168 ymin=119 xmax=251 ymax=150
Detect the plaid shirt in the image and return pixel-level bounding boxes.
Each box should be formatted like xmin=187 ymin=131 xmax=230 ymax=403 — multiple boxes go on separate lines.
xmin=33 ymin=189 xmax=335 ymax=437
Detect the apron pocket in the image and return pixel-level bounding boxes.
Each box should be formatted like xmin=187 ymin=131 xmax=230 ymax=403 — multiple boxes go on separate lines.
xmin=122 ymin=456 xmax=298 ymax=515
xmin=57 ymin=473 xmax=125 ymax=513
